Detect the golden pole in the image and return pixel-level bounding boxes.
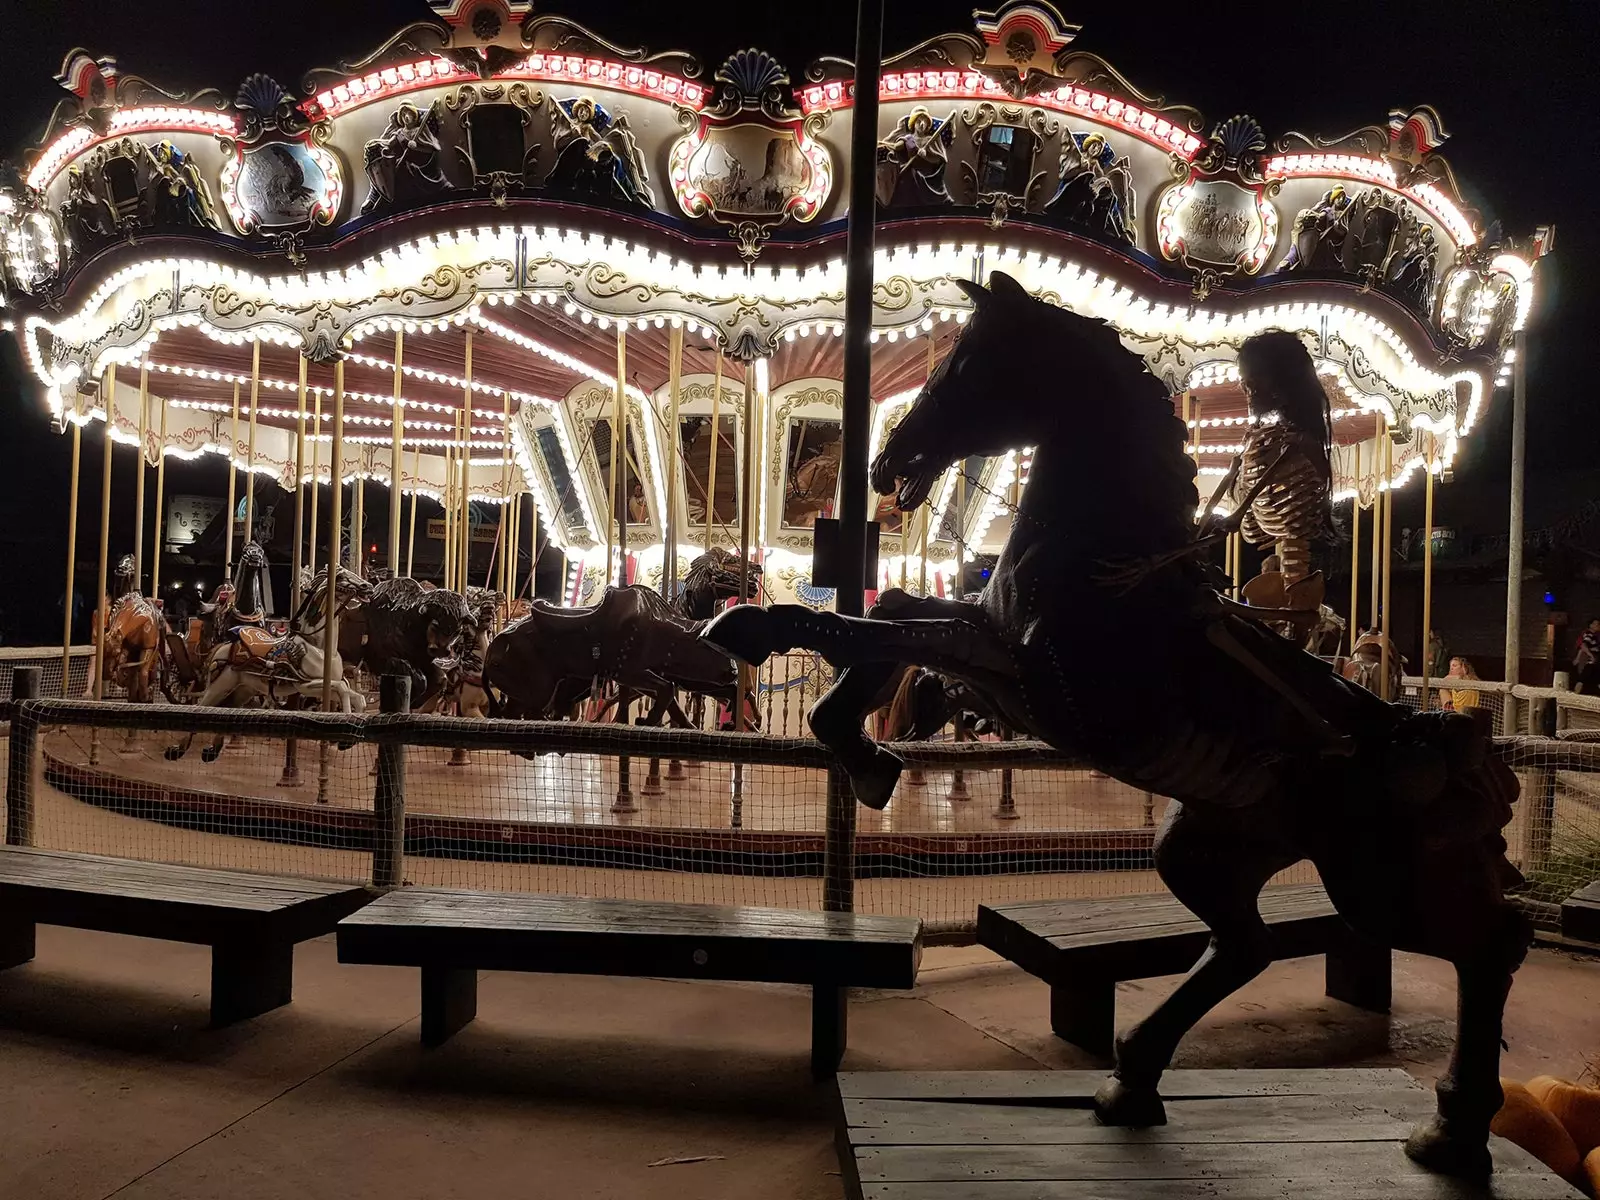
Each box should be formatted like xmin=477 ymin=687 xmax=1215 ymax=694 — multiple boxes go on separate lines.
xmin=132 ymin=364 xmax=148 ymax=589
xmin=1348 ymin=442 xmax=1361 ymax=654
xmin=406 ymin=443 xmax=421 ymax=578
xmin=459 ymin=330 xmax=475 ymax=592
xmin=1379 ymin=425 xmax=1394 ymax=700
xmin=151 ymin=398 xmax=168 ymax=599
xmin=735 ymin=365 xmax=756 ymax=734
xmin=507 ymin=487 xmax=520 ymax=599
xmin=318 ymin=360 xmax=345 ymax=803
xmin=244 ymin=339 xmax=260 ymax=543
xmin=307 ymin=387 xmax=322 ymax=579
xmin=225 ymin=380 xmax=239 ymax=571
xmin=60 ymin=399 xmax=82 ymax=697
xmin=497 ymin=390 xmax=512 ymax=594
xmin=665 ymin=324 xmax=684 ymax=598
xmin=1230 ymin=531 xmax=1241 ymax=600
xmin=442 ymin=430 xmax=455 ymax=588
xmin=704 ymin=348 xmax=724 ymax=553
xmin=1421 ymin=432 xmax=1436 ymax=710
xmin=351 ymin=471 xmax=365 ymax=575
xmin=607 ymin=329 xmax=624 ymax=586
xmin=93 ymin=367 xmax=116 ymax=705
xmin=389 ymin=331 xmax=405 ymax=576
xmin=290 ymin=356 xmax=307 ymax=615
xmin=1369 ymin=428 xmax=1382 ymax=631
xmin=921 ymin=333 xmax=935 ymax=595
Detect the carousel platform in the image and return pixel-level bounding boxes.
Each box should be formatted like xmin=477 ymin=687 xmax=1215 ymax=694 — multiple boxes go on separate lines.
xmin=834 ymin=1069 xmax=1582 ymax=1199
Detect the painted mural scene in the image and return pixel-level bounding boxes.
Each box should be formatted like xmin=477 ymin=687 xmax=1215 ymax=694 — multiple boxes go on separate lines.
xmin=0 ymin=1 xmax=1597 ymax=1197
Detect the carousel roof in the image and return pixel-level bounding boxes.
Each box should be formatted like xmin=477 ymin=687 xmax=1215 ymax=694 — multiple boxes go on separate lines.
xmin=0 ymin=0 xmax=1549 ymax=585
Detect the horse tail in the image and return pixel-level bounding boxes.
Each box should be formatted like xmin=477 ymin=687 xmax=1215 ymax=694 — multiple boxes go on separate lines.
xmin=481 ymin=638 xmax=505 ymax=718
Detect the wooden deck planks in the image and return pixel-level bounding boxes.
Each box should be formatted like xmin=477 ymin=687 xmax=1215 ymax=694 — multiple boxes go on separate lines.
xmin=836 ymin=1070 xmax=1580 ymax=1200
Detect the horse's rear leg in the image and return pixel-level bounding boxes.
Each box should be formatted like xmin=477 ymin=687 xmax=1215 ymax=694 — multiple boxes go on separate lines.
xmin=1095 ymin=801 xmax=1294 ymax=1127
xmin=810 ymin=662 xmax=907 ymax=809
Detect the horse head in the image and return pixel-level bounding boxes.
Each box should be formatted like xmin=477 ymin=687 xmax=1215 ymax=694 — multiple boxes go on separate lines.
xmin=420 ymin=589 xmax=471 ymax=657
xmin=237 ymin=540 xmax=267 ymax=571
xmin=682 ymin=548 xmax=762 ymax=618
xmin=114 ymin=554 xmax=137 ymax=593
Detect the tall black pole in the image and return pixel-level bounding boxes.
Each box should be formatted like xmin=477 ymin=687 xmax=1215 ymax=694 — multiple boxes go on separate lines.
xmin=835 ymin=0 xmax=883 ymax=620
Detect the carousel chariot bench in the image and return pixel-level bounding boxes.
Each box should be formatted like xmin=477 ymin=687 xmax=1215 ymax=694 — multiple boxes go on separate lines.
xmin=335 ymin=888 xmax=922 ymax=1078
xmin=0 ymin=846 xmax=372 ymax=1026
xmin=976 ymin=883 xmax=1392 ymax=1058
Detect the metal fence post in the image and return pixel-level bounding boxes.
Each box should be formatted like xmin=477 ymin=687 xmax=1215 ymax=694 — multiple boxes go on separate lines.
xmin=6 ymin=667 xmax=41 ymax=847
xmin=372 ymin=673 xmax=409 ymax=890
xmin=823 ymin=763 xmax=856 ymax=913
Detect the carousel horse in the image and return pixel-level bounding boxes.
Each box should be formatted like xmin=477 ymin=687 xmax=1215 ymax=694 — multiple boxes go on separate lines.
xmin=482 ymin=550 xmax=761 ymax=726
xmin=338 ymin=576 xmax=470 ymax=708
xmin=426 ymin=588 xmax=501 ymax=718
xmin=165 ymin=565 xmax=369 ymax=761
xmin=100 ymin=554 xmax=167 ymax=703
xmin=166 ymin=542 xmax=269 ymax=699
xmin=702 ymin=272 xmax=1528 ymax=1180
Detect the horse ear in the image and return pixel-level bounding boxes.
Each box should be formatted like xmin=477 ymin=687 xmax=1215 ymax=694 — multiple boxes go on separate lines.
xmin=955 ymin=278 xmax=989 ymax=310
xmin=988 ymin=272 xmax=1031 ymax=305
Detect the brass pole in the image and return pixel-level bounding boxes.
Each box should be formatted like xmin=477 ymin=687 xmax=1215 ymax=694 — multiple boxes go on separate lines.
xmin=307 ymin=387 xmax=322 ymax=579
xmin=225 ymin=380 xmax=240 ymax=571
xmin=1379 ymin=425 xmax=1394 ymax=700
xmin=496 ymin=391 xmax=512 ymax=594
xmin=920 ymin=333 xmax=935 ymax=594
xmin=507 ymin=487 xmax=520 ymax=599
xmin=1421 ymin=432 xmax=1436 ymax=710
xmin=1369 ymin=429 xmax=1382 ymax=630
xmin=351 ymin=472 xmax=365 ymax=575
xmin=406 ymin=443 xmax=420 ymax=578
xmin=318 ymin=360 xmax=346 ymax=803
xmin=704 ymin=348 xmax=724 ymax=553
xmin=442 ymin=431 xmax=455 ymax=588
xmin=1230 ymin=531 xmax=1241 ymax=600
xmin=459 ymin=331 xmax=474 ymax=592
xmin=132 ymin=364 xmax=148 ymax=589
xmin=735 ymin=364 xmax=756 ymax=734
xmin=93 ymin=367 xmax=116 ymax=705
xmin=607 ymin=329 xmax=624 ymax=586
xmin=60 ymin=399 xmax=82 ymax=697
xmin=245 ymin=339 xmax=260 ymax=543
xmin=151 ymin=398 xmax=168 ymax=599
xmin=1348 ymin=442 xmax=1361 ymax=655
xmin=291 ymin=357 xmax=307 ymax=615
xmin=665 ymin=324 xmax=684 ymax=598
xmin=389 ymin=331 xmax=405 ymax=575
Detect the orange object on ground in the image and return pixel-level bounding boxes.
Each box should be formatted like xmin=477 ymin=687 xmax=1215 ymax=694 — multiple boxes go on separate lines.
xmin=1492 ymin=1078 xmax=1581 ymax=1182
xmin=1528 ymin=1075 xmax=1600 ymax=1158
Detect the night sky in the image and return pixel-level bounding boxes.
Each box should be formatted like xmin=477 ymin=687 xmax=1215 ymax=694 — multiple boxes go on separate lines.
xmin=0 ymin=0 xmax=1593 ymax=641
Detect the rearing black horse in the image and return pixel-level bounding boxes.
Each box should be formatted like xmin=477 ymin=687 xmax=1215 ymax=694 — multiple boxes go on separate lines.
xmin=704 ymin=271 xmax=1527 ymax=1179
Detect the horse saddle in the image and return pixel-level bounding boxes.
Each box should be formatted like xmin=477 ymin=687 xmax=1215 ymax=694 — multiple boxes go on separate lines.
xmin=1240 ymin=568 xmax=1325 ymax=615
xmin=227 ymin=626 xmax=306 ymax=676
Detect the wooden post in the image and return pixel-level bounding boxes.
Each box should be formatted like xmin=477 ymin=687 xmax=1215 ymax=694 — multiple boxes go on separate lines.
xmin=6 ymin=667 xmax=41 ymax=848
xmin=406 ymin=443 xmax=421 ymax=579
xmin=1348 ymin=442 xmax=1361 ymax=655
xmin=151 ymin=398 xmax=168 ymax=599
xmin=705 ymin=349 xmax=724 ymax=553
xmin=225 ymin=380 xmax=240 ymax=571
xmin=372 ymin=673 xmax=410 ymax=889
xmin=1420 ymin=433 xmax=1436 ymax=711
xmin=318 ymin=360 xmax=345 ymax=805
xmin=308 ymin=385 xmax=322 ymax=579
xmin=459 ymin=331 xmax=475 ymax=592
xmin=1379 ymin=424 xmax=1394 ymax=701
xmin=245 ymin=339 xmax=260 ymax=543
xmin=389 ymin=331 xmax=405 ymax=576
xmin=281 ymin=356 xmax=309 ymax=789
xmin=60 ymin=403 xmax=82 ymax=697
xmin=133 ymin=364 xmax=148 ymax=589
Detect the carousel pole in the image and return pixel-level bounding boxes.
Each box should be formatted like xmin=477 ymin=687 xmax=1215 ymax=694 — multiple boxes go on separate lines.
xmin=665 ymin=324 xmax=684 ymax=599
xmin=729 ymin=362 xmax=758 ymax=827
xmin=1230 ymin=531 xmax=1241 ymax=600
xmin=244 ymin=340 xmax=260 ymax=544
xmin=307 ymin=387 xmax=322 ymax=579
xmin=949 ymin=456 xmax=969 ymax=800
xmin=89 ymin=367 xmax=115 ymax=762
xmin=705 ymin=349 xmax=724 ymax=554
xmin=389 ymin=332 xmax=405 ymax=576
xmin=458 ymin=332 xmax=474 ymax=592
xmin=606 ymin=332 xmax=623 ymax=586
xmin=1379 ymin=426 xmax=1395 ymax=700
xmin=351 ymin=470 xmax=365 ymax=575
xmin=611 ymin=328 xmax=635 ymax=816
xmin=60 ymin=397 xmax=82 ymax=698
xmin=225 ymin=380 xmax=239 ymax=572
xmin=1421 ymin=432 xmax=1437 ymax=711
xmin=132 ymin=364 xmax=148 ymax=589
xmin=280 ymin=354 xmax=309 ymax=788
xmin=920 ymin=333 xmax=935 ymax=595
xmin=1347 ymin=442 xmax=1361 ymax=655
xmin=406 ymin=443 xmax=421 ymax=579
xmin=151 ymin=398 xmax=168 ymax=599
xmin=1505 ymin=327 xmax=1528 ymax=726
xmin=1369 ymin=423 xmax=1382 ymax=630
xmin=318 ymin=359 xmax=346 ymax=804
xmin=497 ymin=391 xmax=512 ymax=596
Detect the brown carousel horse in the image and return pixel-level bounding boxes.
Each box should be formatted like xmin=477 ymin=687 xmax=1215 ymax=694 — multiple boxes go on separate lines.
xmin=99 ymin=555 xmax=166 ymax=703
xmin=163 ymin=541 xmax=268 ymax=700
xmin=482 ymin=550 xmax=761 ymax=726
xmin=703 ymin=273 xmax=1528 ymax=1179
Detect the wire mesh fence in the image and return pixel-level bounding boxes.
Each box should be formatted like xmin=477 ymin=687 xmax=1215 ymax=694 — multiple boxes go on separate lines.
xmin=5 ymin=678 xmax=1597 ymax=938
xmin=0 ymin=646 xmax=94 ymax=703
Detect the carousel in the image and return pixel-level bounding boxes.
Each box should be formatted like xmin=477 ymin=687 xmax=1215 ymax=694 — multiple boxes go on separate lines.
xmin=0 ymin=0 xmax=1545 ymax=872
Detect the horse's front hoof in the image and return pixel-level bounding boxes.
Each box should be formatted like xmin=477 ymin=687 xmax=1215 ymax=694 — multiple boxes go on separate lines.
xmin=200 ymin=744 xmax=222 ymax=763
xmin=1093 ymin=1076 xmax=1167 ymax=1128
xmin=163 ymin=745 xmax=185 ymax=761
xmin=700 ymin=606 xmax=776 ymax=666
xmin=336 ymin=740 xmax=356 ymax=752
xmin=850 ymin=747 xmax=904 ymax=811
xmin=1404 ymin=1120 xmax=1492 ymax=1179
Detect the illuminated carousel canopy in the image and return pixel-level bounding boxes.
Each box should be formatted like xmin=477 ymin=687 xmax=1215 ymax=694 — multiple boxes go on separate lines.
xmin=0 ymin=0 xmax=1548 ymax=604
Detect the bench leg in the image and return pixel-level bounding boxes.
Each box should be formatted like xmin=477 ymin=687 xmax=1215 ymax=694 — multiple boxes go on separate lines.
xmin=211 ymin=939 xmax=294 ymax=1026
xmin=0 ymin=913 xmax=35 ymax=970
xmin=1325 ymin=929 xmax=1392 ymax=1014
xmin=421 ymin=967 xmax=477 ymax=1047
xmin=811 ymin=984 xmax=848 ymax=1080
xmin=1050 ymin=976 xmax=1116 ymax=1060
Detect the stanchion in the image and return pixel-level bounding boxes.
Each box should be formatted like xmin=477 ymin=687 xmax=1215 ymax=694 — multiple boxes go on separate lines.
xmin=372 ymin=673 xmax=410 ymax=890
xmin=280 ymin=355 xmax=309 ymax=788
xmin=993 ymin=723 xmax=1018 ymax=819
xmin=89 ymin=369 xmax=115 ymax=765
xmin=225 ymin=380 xmax=239 ymax=571
xmin=389 ymin=330 xmax=405 ymax=575
xmin=60 ymin=402 xmax=82 ymax=699
xmin=6 ymin=667 xmax=42 ymax=848
xmin=245 ymin=340 xmax=260 ymax=542
xmin=317 ymin=359 xmax=346 ymax=805
xmin=612 ymin=696 xmax=637 ymax=814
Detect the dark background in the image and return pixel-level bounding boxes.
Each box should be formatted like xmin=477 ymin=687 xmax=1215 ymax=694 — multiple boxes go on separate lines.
xmin=0 ymin=0 xmax=1593 ymax=647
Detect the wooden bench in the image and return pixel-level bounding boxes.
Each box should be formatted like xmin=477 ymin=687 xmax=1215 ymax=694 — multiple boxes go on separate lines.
xmin=977 ymin=883 xmax=1390 ymax=1059
xmin=336 ymin=888 xmax=922 ymax=1078
xmin=1562 ymin=880 xmax=1600 ymax=942
xmin=0 ymin=847 xmax=372 ymax=1026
